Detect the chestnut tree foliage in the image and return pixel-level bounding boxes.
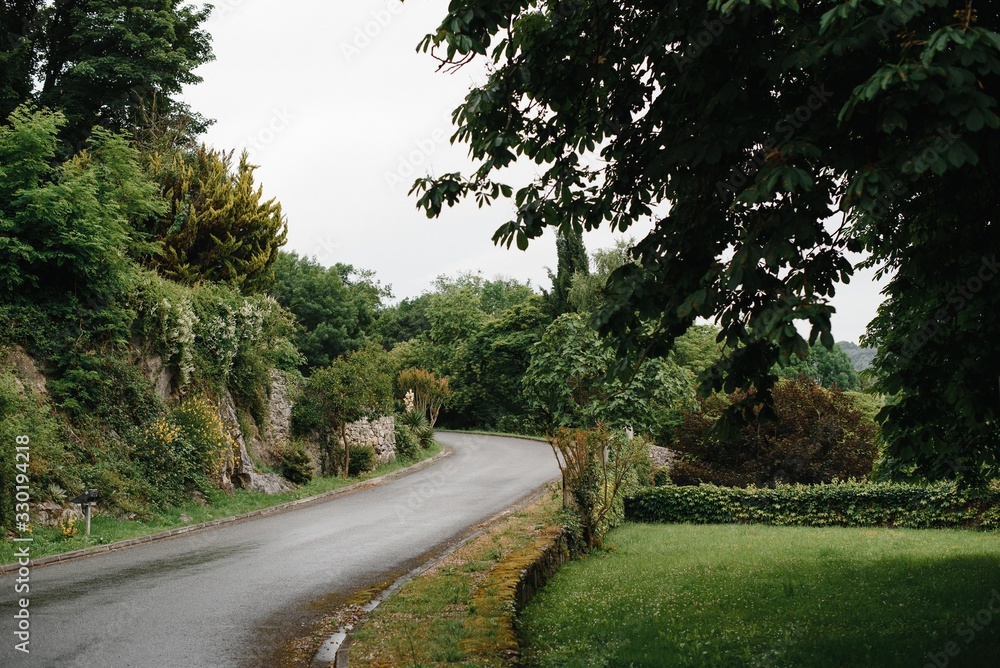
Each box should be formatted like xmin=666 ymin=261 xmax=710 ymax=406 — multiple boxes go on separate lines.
xmin=413 ymin=0 xmax=1000 ymax=482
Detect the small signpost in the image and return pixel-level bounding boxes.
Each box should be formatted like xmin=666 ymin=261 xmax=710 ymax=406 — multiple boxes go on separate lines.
xmin=70 ymin=489 xmax=99 ymax=536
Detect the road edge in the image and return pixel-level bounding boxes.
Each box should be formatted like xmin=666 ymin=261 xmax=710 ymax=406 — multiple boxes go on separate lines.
xmin=311 ymin=476 xmax=560 ymax=667
xmin=0 ymin=446 xmax=454 ymax=575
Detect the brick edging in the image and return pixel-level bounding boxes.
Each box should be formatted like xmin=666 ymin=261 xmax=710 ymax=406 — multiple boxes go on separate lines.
xmin=0 ymin=447 xmax=453 ymax=575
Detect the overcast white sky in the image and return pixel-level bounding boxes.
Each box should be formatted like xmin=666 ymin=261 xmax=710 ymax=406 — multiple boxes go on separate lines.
xmin=180 ymin=0 xmax=885 ymax=344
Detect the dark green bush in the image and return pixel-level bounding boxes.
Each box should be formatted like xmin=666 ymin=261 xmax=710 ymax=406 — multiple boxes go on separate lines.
xmin=291 ymin=393 xmax=323 ymax=435
xmin=280 ymin=448 xmax=313 ymax=485
xmin=49 ymin=350 xmax=163 ymax=435
xmin=333 ymin=445 xmax=377 ymax=477
xmin=395 ymin=423 xmax=420 ymax=460
xmin=651 ymin=467 xmax=672 ymax=487
xmin=626 ymin=482 xmax=1000 ymax=530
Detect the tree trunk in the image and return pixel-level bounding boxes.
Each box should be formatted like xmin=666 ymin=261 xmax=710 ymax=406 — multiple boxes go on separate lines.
xmin=341 ymin=424 xmax=350 ymax=478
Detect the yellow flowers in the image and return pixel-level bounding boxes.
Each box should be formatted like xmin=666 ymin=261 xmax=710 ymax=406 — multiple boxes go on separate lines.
xmin=59 ymin=516 xmax=78 ymax=538
xmin=136 ymin=395 xmax=236 ymax=487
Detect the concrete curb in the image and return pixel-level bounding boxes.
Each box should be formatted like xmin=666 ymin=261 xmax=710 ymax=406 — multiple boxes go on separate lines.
xmin=312 ymin=478 xmax=561 ymax=668
xmin=437 ymin=429 xmax=548 ymax=443
xmin=0 ymin=447 xmax=453 ymax=575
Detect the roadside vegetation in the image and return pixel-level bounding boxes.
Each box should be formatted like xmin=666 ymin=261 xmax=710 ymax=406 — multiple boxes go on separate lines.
xmin=347 ymin=487 xmax=563 ymax=668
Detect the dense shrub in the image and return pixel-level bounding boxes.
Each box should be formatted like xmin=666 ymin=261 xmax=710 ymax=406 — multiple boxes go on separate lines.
xmin=280 ymin=447 xmax=313 ymax=485
xmin=172 ymin=396 xmax=234 ymax=480
xmin=415 ymin=424 xmax=436 ymax=450
xmin=670 ymin=378 xmax=877 ymax=487
xmin=651 ymin=467 xmax=672 ymax=487
xmin=626 ymin=482 xmax=1000 ymax=530
xmin=77 ymin=432 xmax=169 ymax=517
xmin=48 ymin=349 xmax=164 ymax=435
xmin=335 ymin=445 xmax=376 ymax=477
xmin=0 ymin=366 xmax=75 ymax=531
xmin=133 ymin=396 xmax=233 ymax=501
xmin=291 ymin=390 xmax=323 ymax=435
xmin=394 ymin=423 xmax=421 ymax=460
xmin=131 ymin=271 xmax=296 ymax=399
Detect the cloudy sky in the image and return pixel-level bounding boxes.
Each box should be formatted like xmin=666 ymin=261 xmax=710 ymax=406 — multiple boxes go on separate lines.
xmin=180 ymin=0 xmax=886 ymax=344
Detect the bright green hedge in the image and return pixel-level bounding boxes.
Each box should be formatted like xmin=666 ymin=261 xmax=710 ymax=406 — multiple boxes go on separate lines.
xmin=625 ymin=482 xmax=1000 ymax=530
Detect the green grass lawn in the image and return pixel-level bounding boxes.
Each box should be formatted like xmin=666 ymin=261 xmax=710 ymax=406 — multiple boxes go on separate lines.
xmin=519 ymin=523 xmax=1000 ymax=667
xmin=1 ymin=442 xmax=442 ymax=565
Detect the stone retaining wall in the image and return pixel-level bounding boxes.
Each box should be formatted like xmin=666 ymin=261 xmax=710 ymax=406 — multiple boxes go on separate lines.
xmin=338 ymin=416 xmax=397 ymax=465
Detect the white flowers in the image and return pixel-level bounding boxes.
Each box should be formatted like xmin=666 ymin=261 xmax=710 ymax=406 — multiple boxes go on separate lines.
xmin=135 ymin=275 xmax=281 ymax=390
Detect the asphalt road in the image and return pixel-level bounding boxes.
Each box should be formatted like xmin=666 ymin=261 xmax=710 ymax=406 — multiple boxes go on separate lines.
xmin=0 ymin=432 xmax=558 ymax=667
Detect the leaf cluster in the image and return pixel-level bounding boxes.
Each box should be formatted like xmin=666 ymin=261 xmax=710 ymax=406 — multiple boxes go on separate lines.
xmin=627 ymin=480 xmax=1000 ymax=530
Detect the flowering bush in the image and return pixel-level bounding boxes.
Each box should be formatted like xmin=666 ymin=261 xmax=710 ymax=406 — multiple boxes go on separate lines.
xmin=131 ymin=270 xmax=295 ymax=399
xmin=172 ymin=396 xmax=234 ymax=481
xmin=59 ymin=515 xmax=79 ymax=538
xmin=134 ymin=396 xmax=234 ymax=499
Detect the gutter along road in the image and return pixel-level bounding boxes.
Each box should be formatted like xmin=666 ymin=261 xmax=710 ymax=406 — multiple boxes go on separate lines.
xmin=0 ymin=432 xmax=558 ymax=667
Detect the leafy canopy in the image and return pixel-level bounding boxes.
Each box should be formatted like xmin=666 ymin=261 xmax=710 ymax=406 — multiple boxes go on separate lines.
xmin=777 ymin=341 xmax=860 ymax=391
xmin=0 ymin=104 xmax=163 ymax=300
xmin=270 ymin=251 xmax=382 ymax=370
xmin=523 ymin=313 xmax=693 ymax=436
xmin=1 ymin=0 xmax=214 ymax=150
xmin=414 ymin=0 xmax=1000 ymax=482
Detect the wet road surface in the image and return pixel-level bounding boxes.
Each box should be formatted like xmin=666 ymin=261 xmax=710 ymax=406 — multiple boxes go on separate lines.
xmin=0 ymin=432 xmax=558 ymax=667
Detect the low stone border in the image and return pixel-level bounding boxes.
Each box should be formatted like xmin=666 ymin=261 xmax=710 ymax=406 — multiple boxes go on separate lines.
xmin=314 ymin=481 xmax=567 ymax=667
xmin=0 ymin=447 xmax=453 ymax=575
xmin=436 ymin=428 xmax=548 ymax=443
xmin=513 ymin=528 xmax=569 ymax=613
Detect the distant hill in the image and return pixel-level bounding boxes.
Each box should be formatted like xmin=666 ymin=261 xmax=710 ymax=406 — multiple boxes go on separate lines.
xmin=837 ymin=341 xmax=876 ymax=372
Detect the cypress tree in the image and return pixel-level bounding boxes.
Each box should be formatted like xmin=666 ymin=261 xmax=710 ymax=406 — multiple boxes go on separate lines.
xmin=146 ymin=146 xmax=287 ymax=292
xmin=548 ymin=228 xmax=589 ymax=315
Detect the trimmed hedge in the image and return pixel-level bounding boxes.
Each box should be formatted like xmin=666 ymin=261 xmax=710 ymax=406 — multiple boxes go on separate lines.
xmin=626 ymin=482 xmax=1000 ymax=530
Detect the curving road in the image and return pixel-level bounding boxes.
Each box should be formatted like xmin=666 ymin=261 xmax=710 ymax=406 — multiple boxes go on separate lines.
xmin=0 ymin=433 xmax=558 ymax=667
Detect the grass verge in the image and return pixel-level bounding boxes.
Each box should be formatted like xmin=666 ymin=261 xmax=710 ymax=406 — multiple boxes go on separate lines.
xmin=346 ymin=485 xmax=563 ymax=668
xmin=519 ymin=523 xmax=1000 ymax=667
xmin=0 ymin=442 xmax=443 ymax=565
